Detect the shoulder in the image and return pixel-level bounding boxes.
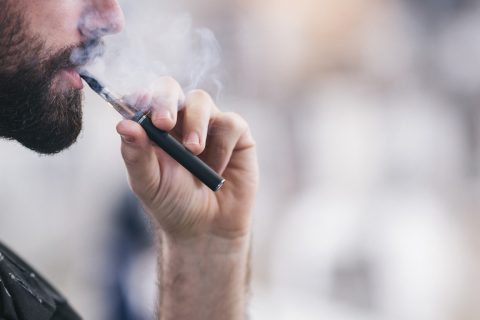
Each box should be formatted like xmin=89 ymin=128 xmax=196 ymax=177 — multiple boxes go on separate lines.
xmin=0 ymin=242 xmax=81 ymax=320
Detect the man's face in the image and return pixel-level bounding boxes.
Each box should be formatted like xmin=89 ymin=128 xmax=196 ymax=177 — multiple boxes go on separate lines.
xmin=0 ymin=0 xmax=124 ymax=154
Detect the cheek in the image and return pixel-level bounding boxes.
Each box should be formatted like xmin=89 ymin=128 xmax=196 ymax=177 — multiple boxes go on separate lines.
xmin=26 ymin=0 xmax=83 ymax=50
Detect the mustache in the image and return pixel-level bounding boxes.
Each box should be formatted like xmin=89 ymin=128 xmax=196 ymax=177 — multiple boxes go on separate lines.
xmin=69 ymin=38 xmax=105 ymax=67
xmin=45 ymin=38 xmax=106 ymax=74
xmin=28 ymin=38 xmax=105 ymax=86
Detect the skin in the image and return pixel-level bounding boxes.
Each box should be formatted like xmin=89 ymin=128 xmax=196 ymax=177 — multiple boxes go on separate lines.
xmin=10 ymin=0 xmax=258 ymax=319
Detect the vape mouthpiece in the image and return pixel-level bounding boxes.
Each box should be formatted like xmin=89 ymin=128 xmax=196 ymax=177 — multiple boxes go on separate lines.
xmin=79 ymin=71 xmax=104 ymax=93
xmin=79 ymin=71 xmax=136 ymax=118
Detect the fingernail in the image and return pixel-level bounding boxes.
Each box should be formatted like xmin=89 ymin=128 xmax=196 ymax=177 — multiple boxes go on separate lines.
xmin=184 ymin=132 xmax=200 ymax=145
xmin=121 ymin=135 xmax=135 ymax=144
xmin=155 ymin=109 xmax=172 ymax=121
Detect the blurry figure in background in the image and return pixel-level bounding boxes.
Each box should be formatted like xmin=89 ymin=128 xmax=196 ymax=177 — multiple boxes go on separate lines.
xmin=105 ymin=191 xmax=154 ymax=320
xmin=0 ymin=0 xmax=258 ymax=319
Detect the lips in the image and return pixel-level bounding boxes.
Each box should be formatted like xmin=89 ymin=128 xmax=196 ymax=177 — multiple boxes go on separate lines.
xmin=58 ymin=68 xmax=84 ymax=90
xmin=52 ymin=39 xmax=105 ymax=91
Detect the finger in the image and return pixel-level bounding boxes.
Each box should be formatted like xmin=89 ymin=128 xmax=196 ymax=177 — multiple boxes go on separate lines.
xmin=116 ymin=119 xmax=161 ymax=200
xmin=149 ymin=77 xmax=185 ymax=132
xmin=202 ymin=112 xmax=252 ymax=174
xmin=181 ymin=89 xmax=217 ymax=155
xmin=123 ymin=89 xmax=153 ymax=112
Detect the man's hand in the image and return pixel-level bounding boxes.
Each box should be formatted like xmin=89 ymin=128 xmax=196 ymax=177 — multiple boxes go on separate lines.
xmin=115 ymin=77 xmax=258 ymax=320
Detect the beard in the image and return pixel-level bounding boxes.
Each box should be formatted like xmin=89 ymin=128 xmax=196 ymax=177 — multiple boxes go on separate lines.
xmin=0 ymin=3 xmax=83 ymax=154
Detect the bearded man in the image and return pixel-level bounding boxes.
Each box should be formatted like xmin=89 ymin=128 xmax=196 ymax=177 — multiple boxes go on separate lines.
xmin=0 ymin=1 xmax=258 ymax=319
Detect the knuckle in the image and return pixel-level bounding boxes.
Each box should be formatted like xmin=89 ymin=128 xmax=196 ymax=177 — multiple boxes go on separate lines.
xmin=125 ymin=91 xmax=152 ymax=110
xmin=187 ymin=89 xmax=212 ymax=104
xmin=121 ymin=150 xmax=141 ymax=167
xmin=121 ymin=144 xmax=151 ymax=167
xmin=222 ymin=112 xmax=248 ymax=132
xmin=158 ymin=76 xmax=180 ymax=89
xmin=153 ymin=77 xmax=182 ymax=99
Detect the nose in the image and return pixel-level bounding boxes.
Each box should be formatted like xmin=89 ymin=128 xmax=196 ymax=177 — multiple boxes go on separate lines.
xmin=79 ymin=0 xmax=125 ymax=38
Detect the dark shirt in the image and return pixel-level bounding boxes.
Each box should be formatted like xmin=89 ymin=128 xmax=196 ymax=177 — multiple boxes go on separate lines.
xmin=0 ymin=242 xmax=81 ymax=320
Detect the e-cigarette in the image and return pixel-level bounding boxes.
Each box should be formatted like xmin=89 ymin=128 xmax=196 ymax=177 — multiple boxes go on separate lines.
xmin=80 ymin=72 xmax=225 ymax=192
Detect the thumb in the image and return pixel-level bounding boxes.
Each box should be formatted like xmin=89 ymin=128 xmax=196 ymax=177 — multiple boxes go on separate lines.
xmin=116 ymin=120 xmax=161 ymax=199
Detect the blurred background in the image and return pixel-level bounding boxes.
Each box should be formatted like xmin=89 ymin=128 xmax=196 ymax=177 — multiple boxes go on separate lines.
xmin=2 ymin=0 xmax=480 ymax=319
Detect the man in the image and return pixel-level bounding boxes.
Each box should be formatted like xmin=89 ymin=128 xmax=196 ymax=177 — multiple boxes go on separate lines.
xmin=0 ymin=0 xmax=258 ymax=319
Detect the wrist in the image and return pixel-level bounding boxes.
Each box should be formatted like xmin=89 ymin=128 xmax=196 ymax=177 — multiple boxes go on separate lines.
xmin=157 ymin=231 xmax=251 ymax=320
xmin=159 ymin=230 xmax=251 ymax=257
xmin=148 ymin=205 xmax=253 ymax=244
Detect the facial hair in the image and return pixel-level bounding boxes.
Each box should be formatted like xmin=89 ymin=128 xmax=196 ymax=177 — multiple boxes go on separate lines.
xmin=0 ymin=2 xmax=83 ymax=155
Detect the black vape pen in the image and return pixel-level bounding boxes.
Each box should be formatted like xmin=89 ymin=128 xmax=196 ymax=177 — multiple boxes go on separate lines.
xmin=80 ymin=72 xmax=225 ymax=192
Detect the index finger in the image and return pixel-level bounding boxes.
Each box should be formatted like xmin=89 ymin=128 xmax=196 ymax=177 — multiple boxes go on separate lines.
xmin=149 ymin=76 xmax=185 ymax=132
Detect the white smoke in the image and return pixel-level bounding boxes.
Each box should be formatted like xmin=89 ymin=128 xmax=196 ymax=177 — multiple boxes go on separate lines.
xmin=73 ymin=3 xmax=223 ymax=101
